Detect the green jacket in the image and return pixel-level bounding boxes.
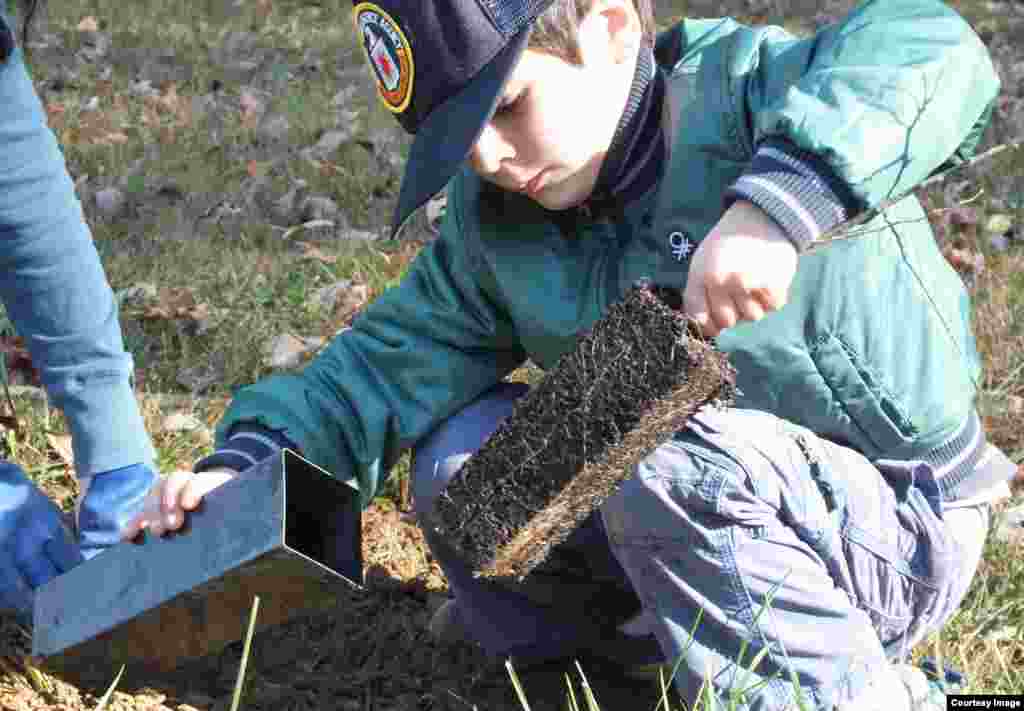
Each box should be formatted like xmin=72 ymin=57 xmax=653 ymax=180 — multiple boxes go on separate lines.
xmin=214 ymin=0 xmax=1000 ymax=508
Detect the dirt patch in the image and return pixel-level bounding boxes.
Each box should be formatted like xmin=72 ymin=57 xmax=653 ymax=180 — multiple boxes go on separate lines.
xmin=2 ymin=503 xmax=660 ymax=711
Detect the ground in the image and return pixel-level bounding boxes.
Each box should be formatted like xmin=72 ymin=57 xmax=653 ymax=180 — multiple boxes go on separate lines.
xmin=1 ymin=0 xmax=1023 ymax=709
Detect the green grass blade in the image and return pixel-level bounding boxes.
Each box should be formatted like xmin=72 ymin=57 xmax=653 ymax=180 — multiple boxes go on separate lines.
xmin=229 ymin=595 xmax=261 ymax=711
xmin=658 ymin=666 xmax=673 ymax=711
xmin=505 ymin=659 xmax=532 ymax=711
xmin=92 ymin=664 xmax=125 ymax=711
xmin=565 ymin=672 xmax=579 ymax=711
xmin=573 ymin=661 xmax=601 ymax=711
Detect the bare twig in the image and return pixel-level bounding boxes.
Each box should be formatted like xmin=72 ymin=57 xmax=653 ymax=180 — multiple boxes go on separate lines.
xmin=806 ymin=141 xmax=1022 ymax=254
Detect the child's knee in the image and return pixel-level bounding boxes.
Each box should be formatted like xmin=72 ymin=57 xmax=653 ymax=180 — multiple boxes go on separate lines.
xmin=410 ymin=381 xmax=529 ymax=510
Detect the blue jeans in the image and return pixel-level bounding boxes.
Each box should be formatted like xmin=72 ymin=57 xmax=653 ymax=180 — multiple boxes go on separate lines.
xmin=0 ymin=14 xmax=155 ymax=478
xmin=411 ymin=383 xmax=988 ymax=710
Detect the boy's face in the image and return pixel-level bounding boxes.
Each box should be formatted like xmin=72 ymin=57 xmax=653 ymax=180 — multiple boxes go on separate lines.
xmin=467 ymin=2 xmax=640 ymax=211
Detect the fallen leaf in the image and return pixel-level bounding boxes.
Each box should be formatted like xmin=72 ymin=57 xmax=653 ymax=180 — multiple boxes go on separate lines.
xmin=296 ymin=241 xmax=338 ymax=264
xmin=101 ymin=131 xmax=130 ymax=145
xmin=143 ymin=83 xmax=191 ymax=129
xmin=46 ymin=433 xmax=75 ymax=469
xmin=254 ymin=255 xmax=275 ymax=274
xmin=156 ymin=83 xmax=180 ymax=113
xmin=140 ymin=287 xmax=212 ymax=324
xmin=326 ymin=283 xmax=371 ymax=332
xmin=246 ymin=159 xmax=260 ymax=178
xmin=1008 ymin=395 xmax=1024 ymax=416
xmin=1 ymin=336 xmax=40 ymax=387
xmin=77 ymin=16 xmax=99 ymax=32
xmin=162 ymin=411 xmax=204 ymax=433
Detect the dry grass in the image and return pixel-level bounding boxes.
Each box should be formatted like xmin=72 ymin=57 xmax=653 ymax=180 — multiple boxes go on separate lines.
xmin=0 ymin=0 xmax=1022 ymax=709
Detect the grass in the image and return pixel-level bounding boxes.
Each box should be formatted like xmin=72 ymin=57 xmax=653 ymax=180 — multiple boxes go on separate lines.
xmin=0 ymin=0 xmax=1022 ymax=708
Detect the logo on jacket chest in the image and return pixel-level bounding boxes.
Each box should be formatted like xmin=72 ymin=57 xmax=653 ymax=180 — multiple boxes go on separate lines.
xmin=668 ymin=230 xmax=693 ymax=262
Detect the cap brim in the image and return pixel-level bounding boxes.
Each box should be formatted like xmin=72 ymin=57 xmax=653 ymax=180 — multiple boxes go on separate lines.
xmin=388 ymin=26 xmax=531 ymax=240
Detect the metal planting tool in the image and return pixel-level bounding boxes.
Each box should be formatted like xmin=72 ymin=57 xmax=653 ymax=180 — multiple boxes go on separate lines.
xmin=32 ymin=449 xmax=364 ymax=688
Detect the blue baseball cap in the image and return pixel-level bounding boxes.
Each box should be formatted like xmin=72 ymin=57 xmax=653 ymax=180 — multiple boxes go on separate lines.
xmin=352 ymin=0 xmax=555 ymax=239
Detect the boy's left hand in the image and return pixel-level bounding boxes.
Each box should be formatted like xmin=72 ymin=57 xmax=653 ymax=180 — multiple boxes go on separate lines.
xmin=121 ymin=467 xmax=238 ymax=541
xmin=683 ymin=200 xmax=798 ymax=338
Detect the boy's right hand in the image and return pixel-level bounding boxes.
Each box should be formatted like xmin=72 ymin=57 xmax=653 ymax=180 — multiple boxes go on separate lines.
xmin=683 ymin=200 xmax=798 ymax=338
xmin=121 ymin=468 xmax=238 ymax=541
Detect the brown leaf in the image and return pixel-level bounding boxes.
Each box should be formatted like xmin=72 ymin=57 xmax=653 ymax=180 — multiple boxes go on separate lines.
xmin=157 ymin=83 xmax=180 ymax=113
xmin=46 ymin=433 xmax=75 ymax=469
xmin=1009 ymin=395 xmax=1024 ymax=416
xmin=101 ymin=131 xmax=130 ymax=145
xmin=296 ymin=241 xmax=338 ymax=264
xmin=326 ymin=283 xmax=371 ymax=332
xmin=1 ymin=336 xmax=40 ymax=386
xmin=140 ymin=287 xmax=210 ymax=323
xmin=77 ymin=15 xmax=99 ymax=32
xmin=189 ymin=302 xmax=211 ymax=322
xmin=144 ymin=83 xmax=189 ymax=123
xmin=246 ymin=159 xmax=260 ymax=178
xmin=254 ymin=255 xmax=275 ymax=274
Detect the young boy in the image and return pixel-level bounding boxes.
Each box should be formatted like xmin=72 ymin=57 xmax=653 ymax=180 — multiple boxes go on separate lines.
xmin=128 ymin=0 xmax=1015 ymax=708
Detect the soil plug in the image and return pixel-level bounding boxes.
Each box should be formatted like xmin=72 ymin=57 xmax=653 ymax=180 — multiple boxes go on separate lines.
xmin=424 ymin=282 xmax=736 ymax=581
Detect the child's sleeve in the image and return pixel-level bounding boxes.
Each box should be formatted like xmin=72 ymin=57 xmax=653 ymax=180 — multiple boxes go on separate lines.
xmin=723 ymin=0 xmax=1001 ymax=251
xmin=209 ymin=180 xmax=527 ymax=509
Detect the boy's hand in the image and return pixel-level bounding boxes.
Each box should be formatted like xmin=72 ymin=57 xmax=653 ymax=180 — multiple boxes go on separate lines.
xmin=121 ymin=468 xmax=238 ymax=541
xmin=683 ymin=200 xmax=798 ymax=338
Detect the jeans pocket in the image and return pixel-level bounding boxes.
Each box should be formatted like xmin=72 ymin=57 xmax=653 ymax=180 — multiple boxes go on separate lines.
xmin=840 ymin=461 xmax=956 ymax=656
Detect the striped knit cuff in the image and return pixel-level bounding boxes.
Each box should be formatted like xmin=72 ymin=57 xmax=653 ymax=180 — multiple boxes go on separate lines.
xmin=725 ymin=138 xmax=861 ymax=252
xmin=922 ymin=409 xmax=1017 ymax=502
xmin=193 ymin=425 xmax=298 ymax=474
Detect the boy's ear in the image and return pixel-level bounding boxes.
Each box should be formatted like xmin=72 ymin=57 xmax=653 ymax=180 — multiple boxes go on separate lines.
xmin=579 ymin=0 xmax=642 ymax=66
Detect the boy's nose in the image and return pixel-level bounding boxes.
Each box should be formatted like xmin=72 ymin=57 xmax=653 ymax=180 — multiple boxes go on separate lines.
xmin=469 ymin=123 xmax=513 ymax=176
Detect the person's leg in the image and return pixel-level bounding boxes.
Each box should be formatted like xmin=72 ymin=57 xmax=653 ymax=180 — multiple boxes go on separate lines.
xmin=601 ymin=408 xmax=972 ymax=711
xmin=411 ymin=382 xmax=640 ymax=663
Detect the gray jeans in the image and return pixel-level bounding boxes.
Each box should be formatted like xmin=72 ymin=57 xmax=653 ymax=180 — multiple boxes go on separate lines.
xmin=411 ymin=383 xmax=990 ymax=710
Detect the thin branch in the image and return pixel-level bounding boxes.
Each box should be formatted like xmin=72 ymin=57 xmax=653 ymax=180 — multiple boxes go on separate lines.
xmin=806 ymin=140 xmax=1022 ymax=254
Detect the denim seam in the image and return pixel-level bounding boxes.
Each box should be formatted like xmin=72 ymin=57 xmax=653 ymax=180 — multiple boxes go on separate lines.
xmin=678 ymin=432 xmax=771 ymax=539
xmin=840 ymin=524 xmax=936 ymax=587
xmin=726 ymin=523 xmax=793 ymax=710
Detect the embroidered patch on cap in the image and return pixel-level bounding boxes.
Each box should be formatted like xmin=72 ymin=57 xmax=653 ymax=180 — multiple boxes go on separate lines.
xmin=354 ymin=3 xmax=414 ymax=114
